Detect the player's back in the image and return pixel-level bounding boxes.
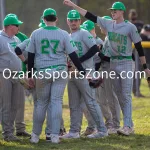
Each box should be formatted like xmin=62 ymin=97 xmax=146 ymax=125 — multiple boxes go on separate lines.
xmin=30 ymin=26 xmax=70 ymax=70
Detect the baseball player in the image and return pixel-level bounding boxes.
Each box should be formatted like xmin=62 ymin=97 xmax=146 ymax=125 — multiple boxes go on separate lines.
xmin=38 ymin=17 xmax=67 ymax=137
xmin=98 ymin=16 xmax=120 ymax=134
xmin=0 ymin=15 xmax=23 ymax=141
xmin=80 ymin=20 xmax=104 ymax=136
xmin=15 ymin=17 xmax=66 ymax=140
xmin=82 ymin=20 xmax=103 ymax=71
xmin=79 ymin=18 xmax=120 ymax=136
xmin=2 ymin=13 xmax=30 ymax=137
xmin=61 ymin=10 xmax=107 ymax=139
xmin=63 ymin=0 xmax=150 ymax=136
xmin=26 ymin=8 xmax=87 ymax=144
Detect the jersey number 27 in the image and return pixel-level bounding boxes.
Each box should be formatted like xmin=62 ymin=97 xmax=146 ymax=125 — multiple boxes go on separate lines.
xmin=41 ymin=39 xmax=60 ymax=54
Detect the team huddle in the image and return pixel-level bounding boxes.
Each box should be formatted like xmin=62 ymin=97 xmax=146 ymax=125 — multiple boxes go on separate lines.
xmin=0 ymin=0 xmax=150 ymax=144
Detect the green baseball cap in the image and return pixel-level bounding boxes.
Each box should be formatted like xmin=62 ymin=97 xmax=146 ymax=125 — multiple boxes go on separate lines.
xmin=109 ymin=2 xmax=126 ymax=11
xmin=102 ymin=16 xmax=112 ymax=20
xmin=5 ymin=13 xmax=18 ymax=19
xmin=39 ymin=16 xmax=46 ymax=28
xmin=80 ymin=25 xmax=87 ymax=30
xmin=3 ymin=16 xmax=23 ymax=26
xmin=82 ymin=20 xmax=95 ymax=31
xmin=43 ymin=8 xmax=57 ymax=17
xmin=67 ymin=10 xmax=81 ymax=20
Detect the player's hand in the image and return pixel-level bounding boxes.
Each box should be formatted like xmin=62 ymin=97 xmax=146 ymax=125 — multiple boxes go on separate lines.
xmin=86 ymin=74 xmax=92 ymax=80
xmin=145 ymin=69 xmax=150 ymax=86
xmin=28 ymin=78 xmax=35 ymax=88
xmin=145 ymin=68 xmax=150 ymax=76
xmin=63 ymin=0 xmax=75 ymax=7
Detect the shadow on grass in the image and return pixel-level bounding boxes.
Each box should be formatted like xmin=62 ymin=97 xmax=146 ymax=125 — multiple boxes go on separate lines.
xmin=0 ymin=134 xmax=150 ymax=150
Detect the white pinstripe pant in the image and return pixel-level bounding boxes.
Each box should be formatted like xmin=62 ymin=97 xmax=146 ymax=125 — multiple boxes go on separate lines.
xmin=110 ymin=59 xmax=135 ymax=128
xmin=0 ymin=73 xmax=23 ymax=137
xmin=32 ymin=69 xmax=67 ymax=136
xmin=31 ymin=88 xmax=65 ymax=135
xmin=82 ymin=61 xmax=120 ymax=129
xmin=68 ymin=78 xmax=107 ymax=133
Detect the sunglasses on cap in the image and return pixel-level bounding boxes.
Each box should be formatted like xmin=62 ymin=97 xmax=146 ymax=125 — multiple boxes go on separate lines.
xmin=11 ymin=24 xmax=19 ymax=27
xmin=68 ymin=19 xmax=80 ymax=23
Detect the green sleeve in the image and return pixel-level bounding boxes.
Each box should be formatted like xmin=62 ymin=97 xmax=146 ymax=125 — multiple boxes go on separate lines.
xmin=16 ymin=32 xmax=28 ymax=42
xmin=22 ymin=62 xmax=27 ymax=73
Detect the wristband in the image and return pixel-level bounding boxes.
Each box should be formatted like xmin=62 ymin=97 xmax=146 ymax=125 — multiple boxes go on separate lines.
xmin=24 ymin=59 xmax=28 ymax=65
xmin=143 ymin=64 xmax=147 ymax=69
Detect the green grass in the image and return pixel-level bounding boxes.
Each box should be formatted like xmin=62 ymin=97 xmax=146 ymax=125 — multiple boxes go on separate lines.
xmin=0 ymin=80 xmax=150 ymax=150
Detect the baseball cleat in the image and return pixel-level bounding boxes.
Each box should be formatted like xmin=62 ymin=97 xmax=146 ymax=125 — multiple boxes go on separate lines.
xmin=59 ymin=128 xmax=66 ymax=136
xmin=117 ymin=127 xmax=134 ymax=136
xmin=30 ymin=132 xmax=39 ymax=144
xmin=60 ymin=132 xmax=80 ymax=139
xmin=46 ymin=133 xmax=51 ymax=142
xmin=81 ymin=128 xmax=97 ymax=136
xmin=16 ymin=131 xmax=31 ymax=137
xmin=107 ymin=128 xmax=118 ymax=135
xmin=4 ymin=134 xmax=21 ymax=142
xmin=51 ymin=134 xmax=60 ymax=144
xmin=87 ymin=131 xmax=108 ymax=138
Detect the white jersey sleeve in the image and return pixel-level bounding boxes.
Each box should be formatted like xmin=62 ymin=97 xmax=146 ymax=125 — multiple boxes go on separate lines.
xmin=82 ymin=30 xmax=96 ymax=48
xmin=97 ymin=17 xmax=112 ymax=30
xmin=63 ymin=31 xmax=77 ymax=54
xmin=129 ymin=24 xmax=142 ymax=44
xmin=26 ymin=32 xmax=36 ymax=53
xmin=18 ymin=39 xmax=30 ymax=52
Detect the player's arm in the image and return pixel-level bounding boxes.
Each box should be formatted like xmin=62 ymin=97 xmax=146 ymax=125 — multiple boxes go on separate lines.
xmin=28 ymin=52 xmax=35 ymax=78
xmin=63 ymin=0 xmax=97 ymax=23
xmin=15 ymin=39 xmax=30 ymax=63
xmin=69 ymin=52 xmax=86 ymax=75
xmin=131 ymin=24 xmax=150 ymax=74
xmin=134 ymin=42 xmax=148 ymax=70
xmin=15 ymin=46 xmax=27 ymax=63
xmin=25 ymin=33 xmax=36 ymax=78
xmin=79 ymin=45 xmax=99 ymax=63
xmin=79 ymin=31 xmax=104 ymax=62
xmin=134 ymin=41 xmax=150 ymax=77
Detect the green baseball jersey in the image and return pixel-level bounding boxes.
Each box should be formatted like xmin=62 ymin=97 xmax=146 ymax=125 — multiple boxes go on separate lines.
xmin=0 ymin=31 xmax=21 ymax=72
xmin=26 ymin=26 xmax=77 ymax=70
xmin=15 ymin=32 xmax=28 ymax=42
xmin=70 ymin=28 xmax=96 ymax=69
xmin=97 ymin=17 xmax=142 ymax=56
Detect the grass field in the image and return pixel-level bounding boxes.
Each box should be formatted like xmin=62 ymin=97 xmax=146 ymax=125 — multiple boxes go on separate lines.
xmin=0 ymin=80 xmax=150 ymax=150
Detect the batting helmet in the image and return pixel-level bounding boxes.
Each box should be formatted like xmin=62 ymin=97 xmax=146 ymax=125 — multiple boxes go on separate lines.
xmin=67 ymin=10 xmax=81 ymax=20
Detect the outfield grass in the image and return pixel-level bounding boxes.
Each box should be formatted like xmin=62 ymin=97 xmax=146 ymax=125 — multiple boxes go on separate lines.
xmin=0 ymin=80 xmax=150 ymax=150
